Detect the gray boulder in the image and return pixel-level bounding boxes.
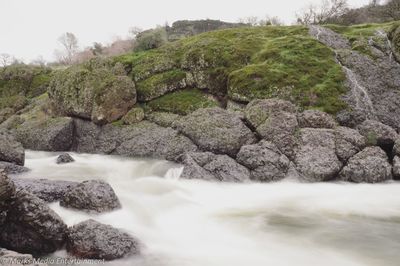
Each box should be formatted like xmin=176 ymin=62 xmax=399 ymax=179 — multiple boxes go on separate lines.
xmin=12 ymin=178 xmax=78 ymax=203
xmin=0 ymin=162 xmax=29 ymax=175
xmin=0 ymin=248 xmax=47 ymax=266
xmin=0 ymin=190 xmax=67 ymax=255
xmin=0 ymin=132 xmax=25 ymax=166
xmin=339 ymin=147 xmax=392 ymax=183
xmin=357 ymin=120 xmax=398 ymax=146
xmin=393 ymin=156 xmax=400 ymax=180
xmin=298 ymin=110 xmax=337 ymax=129
xmin=56 ymin=153 xmax=75 ymax=164
xmin=236 ymin=141 xmax=292 ymax=182
xmin=174 ymin=108 xmax=256 ymax=157
xmin=179 ymin=152 xmax=251 ymax=182
xmin=0 ymin=171 xmax=15 ymax=202
xmin=67 ymin=219 xmax=139 ymax=260
xmin=145 ymin=112 xmax=181 ymax=128
xmin=394 ymin=138 xmax=400 ymax=156
xmin=60 ymin=180 xmax=121 ymax=213
xmin=294 ymin=128 xmax=342 ymax=182
xmin=334 ymin=126 xmax=366 ymax=162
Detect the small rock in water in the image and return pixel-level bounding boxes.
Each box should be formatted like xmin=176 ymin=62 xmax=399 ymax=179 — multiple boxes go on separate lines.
xmin=67 ymin=219 xmax=139 ymax=260
xmin=60 ymin=180 xmax=121 ymax=213
xmin=56 ymin=153 xmax=75 ymax=164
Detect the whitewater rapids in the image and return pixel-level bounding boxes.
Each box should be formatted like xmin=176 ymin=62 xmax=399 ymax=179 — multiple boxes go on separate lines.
xmin=17 ymin=151 xmax=400 ymax=266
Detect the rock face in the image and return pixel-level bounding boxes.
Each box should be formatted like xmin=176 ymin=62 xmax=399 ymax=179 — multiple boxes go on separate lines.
xmin=179 ymin=152 xmax=251 ymax=182
xmin=0 ymin=162 xmax=29 ymax=175
xmin=60 ymin=180 xmax=121 ymax=213
xmin=67 ymin=219 xmax=139 ymax=260
xmin=393 ymin=156 xmax=400 ymax=180
xmin=0 ymin=190 xmax=67 ymax=255
xmin=295 ymin=128 xmax=343 ymax=182
xmin=48 ymin=58 xmax=136 ymax=125
xmin=0 ymin=248 xmax=47 ymax=266
xmin=334 ymin=126 xmax=366 ymax=162
xmin=236 ymin=141 xmax=292 ymax=182
xmin=12 ymin=178 xmax=78 ymax=203
xmin=0 ymin=132 xmax=25 ymax=166
xmin=395 ymin=138 xmax=400 ymax=156
xmin=14 ymin=117 xmax=74 ymax=151
xmin=56 ymin=153 xmax=75 ymax=164
xmin=298 ymin=110 xmax=337 ymax=129
xmin=340 ymin=147 xmax=392 ymax=183
xmin=174 ymin=108 xmax=256 ymax=157
xmin=73 ymin=119 xmax=197 ymax=161
xmin=0 ymin=171 xmax=15 ymax=202
xmin=357 ymin=120 xmax=398 ymax=147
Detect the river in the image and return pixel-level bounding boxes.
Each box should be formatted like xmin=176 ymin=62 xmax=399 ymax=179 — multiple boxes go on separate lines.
xmin=16 ymin=151 xmax=400 ymax=266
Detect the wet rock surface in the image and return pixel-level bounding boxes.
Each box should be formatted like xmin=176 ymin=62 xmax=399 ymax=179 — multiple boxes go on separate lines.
xmin=60 ymin=180 xmax=121 ymax=213
xmin=393 ymin=156 xmax=400 ymax=180
xmin=0 ymin=161 xmax=29 ymax=175
xmin=0 ymin=248 xmax=47 ymax=266
xmin=56 ymin=153 xmax=75 ymax=164
xmin=67 ymin=219 xmax=139 ymax=260
xmin=0 ymin=132 xmax=25 ymax=166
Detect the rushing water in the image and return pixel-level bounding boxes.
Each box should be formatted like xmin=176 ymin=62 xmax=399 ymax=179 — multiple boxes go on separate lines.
xmin=16 ymin=151 xmax=400 ymax=266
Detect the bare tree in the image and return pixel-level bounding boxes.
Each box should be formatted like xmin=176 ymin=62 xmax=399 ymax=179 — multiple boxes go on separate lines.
xmin=30 ymin=55 xmax=46 ymax=66
xmin=383 ymin=0 xmax=400 ymax=20
xmin=238 ymin=16 xmax=260 ymax=26
xmin=55 ymin=32 xmax=79 ymax=65
xmin=296 ymin=0 xmax=349 ymax=25
xmin=129 ymin=26 xmax=143 ymax=38
xmin=0 ymin=53 xmax=13 ymax=67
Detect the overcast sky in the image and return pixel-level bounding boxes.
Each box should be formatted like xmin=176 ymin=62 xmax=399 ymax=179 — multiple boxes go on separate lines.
xmin=0 ymin=0 xmax=369 ymax=62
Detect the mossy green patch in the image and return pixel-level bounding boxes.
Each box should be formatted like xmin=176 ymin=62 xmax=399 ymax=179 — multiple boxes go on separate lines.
xmin=146 ymin=89 xmax=219 ymax=115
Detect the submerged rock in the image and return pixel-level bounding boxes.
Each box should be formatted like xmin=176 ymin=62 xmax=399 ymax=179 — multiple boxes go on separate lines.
xmin=339 ymin=147 xmax=392 ymax=183
xmin=0 ymin=190 xmax=67 ymax=255
xmin=174 ymin=108 xmax=256 ymax=157
xmin=60 ymin=180 xmax=121 ymax=213
xmin=236 ymin=141 xmax=292 ymax=182
xmin=56 ymin=153 xmax=75 ymax=164
xmin=179 ymin=152 xmax=251 ymax=182
xmin=0 ymin=132 xmax=25 ymax=166
xmin=67 ymin=219 xmax=139 ymax=260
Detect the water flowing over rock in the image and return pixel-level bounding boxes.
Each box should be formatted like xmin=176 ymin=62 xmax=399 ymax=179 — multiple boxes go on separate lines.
xmin=340 ymin=147 xmax=392 ymax=183
xmin=298 ymin=110 xmax=337 ymax=129
xmin=236 ymin=141 xmax=293 ymax=182
xmin=60 ymin=180 xmax=121 ymax=213
xmin=0 ymin=190 xmax=67 ymax=255
xmin=67 ymin=219 xmax=139 ymax=260
xmin=173 ymin=108 xmax=256 ymax=157
xmin=0 ymin=132 xmax=25 ymax=166
xmin=309 ymin=25 xmax=400 ymax=131
xmin=179 ymin=152 xmax=251 ymax=182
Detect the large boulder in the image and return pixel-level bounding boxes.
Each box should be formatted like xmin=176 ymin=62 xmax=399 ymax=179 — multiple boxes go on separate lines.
xmin=339 ymin=147 xmax=392 ymax=183
xmin=393 ymin=156 xmax=400 ymax=180
xmin=357 ymin=120 xmax=398 ymax=147
xmin=0 ymin=171 xmax=15 ymax=202
xmin=0 ymin=162 xmax=29 ymax=175
xmin=0 ymin=190 xmax=67 ymax=255
xmin=173 ymin=108 xmax=256 ymax=157
xmin=73 ymin=119 xmax=197 ymax=161
xmin=0 ymin=248 xmax=47 ymax=266
xmin=67 ymin=219 xmax=139 ymax=260
xmin=12 ymin=178 xmax=78 ymax=203
xmin=236 ymin=141 xmax=292 ymax=182
xmin=334 ymin=126 xmax=366 ymax=162
xmin=294 ymin=128 xmax=342 ymax=182
xmin=179 ymin=152 xmax=251 ymax=182
xmin=60 ymin=180 xmax=121 ymax=213
xmin=48 ymin=58 xmax=136 ymax=125
xmin=298 ymin=110 xmax=337 ymax=129
xmin=0 ymin=132 xmax=24 ymax=166
xmin=394 ymin=138 xmax=400 ymax=156
xmin=145 ymin=112 xmax=181 ymax=128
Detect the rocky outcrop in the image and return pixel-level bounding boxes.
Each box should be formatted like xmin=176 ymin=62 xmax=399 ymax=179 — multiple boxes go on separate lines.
xmin=0 ymin=190 xmax=67 ymax=255
xmin=0 ymin=162 xmax=29 ymax=175
xmin=236 ymin=141 xmax=293 ymax=182
xmin=173 ymin=108 xmax=256 ymax=157
xmin=48 ymin=58 xmax=136 ymax=125
xmin=67 ymin=219 xmax=139 ymax=260
xmin=334 ymin=126 xmax=366 ymax=162
xmin=393 ymin=156 xmax=400 ymax=180
xmin=0 ymin=132 xmax=24 ymax=166
xmin=60 ymin=180 xmax=121 ymax=213
xmin=12 ymin=178 xmax=78 ymax=203
xmin=339 ymin=147 xmax=392 ymax=183
xmin=179 ymin=152 xmax=251 ymax=182
xmin=0 ymin=248 xmax=47 ymax=266
xmin=357 ymin=120 xmax=398 ymax=147
xmin=56 ymin=153 xmax=75 ymax=164
xmin=295 ymin=128 xmax=342 ymax=182
xmin=298 ymin=110 xmax=337 ymax=129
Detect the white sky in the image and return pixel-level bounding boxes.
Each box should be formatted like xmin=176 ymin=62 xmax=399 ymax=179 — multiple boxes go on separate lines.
xmin=0 ymin=0 xmax=369 ymax=62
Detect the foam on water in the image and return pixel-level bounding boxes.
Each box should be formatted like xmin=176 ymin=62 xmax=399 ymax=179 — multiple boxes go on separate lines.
xmin=18 ymin=151 xmax=400 ymax=266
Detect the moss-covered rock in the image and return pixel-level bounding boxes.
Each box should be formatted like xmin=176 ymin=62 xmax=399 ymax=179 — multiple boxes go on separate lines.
xmin=389 ymin=22 xmax=400 ymax=62
xmin=122 ymin=107 xmax=144 ymax=125
xmin=48 ymin=58 xmax=136 ymax=125
xmin=145 ymin=89 xmax=219 ymax=115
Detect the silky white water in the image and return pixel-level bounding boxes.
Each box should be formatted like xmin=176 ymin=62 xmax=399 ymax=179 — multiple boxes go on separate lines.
xmin=18 ymin=151 xmax=400 ymax=266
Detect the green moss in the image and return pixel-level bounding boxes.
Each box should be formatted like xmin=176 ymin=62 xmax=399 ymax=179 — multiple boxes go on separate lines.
xmin=0 ymin=95 xmax=27 ymax=110
xmin=146 ymin=89 xmax=219 ymax=115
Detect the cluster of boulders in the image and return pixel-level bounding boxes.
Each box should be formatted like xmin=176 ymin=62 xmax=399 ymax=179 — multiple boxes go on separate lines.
xmin=0 ymin=160 xmax=140 ymax=262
